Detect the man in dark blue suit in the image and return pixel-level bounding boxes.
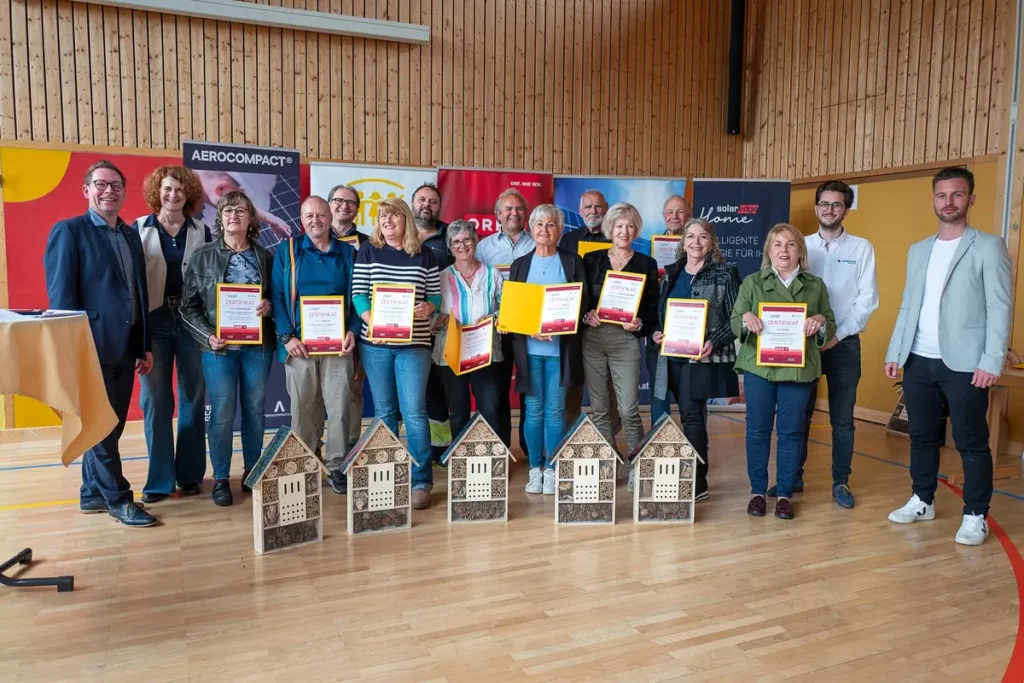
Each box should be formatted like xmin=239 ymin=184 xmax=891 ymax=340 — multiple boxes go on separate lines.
xmin=44 ymin=161 xmax=158 ymax=527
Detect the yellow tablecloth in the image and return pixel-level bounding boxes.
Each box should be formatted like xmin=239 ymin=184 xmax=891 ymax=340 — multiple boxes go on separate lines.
xmin=0 ymin=312 xmax=118 ymax=465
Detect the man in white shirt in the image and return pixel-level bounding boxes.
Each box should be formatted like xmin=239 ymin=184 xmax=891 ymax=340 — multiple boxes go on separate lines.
xmin=884 ymin=166 xmax=1013 ymax=546
xmin=778 ymin=181 xmax=878 ymax=509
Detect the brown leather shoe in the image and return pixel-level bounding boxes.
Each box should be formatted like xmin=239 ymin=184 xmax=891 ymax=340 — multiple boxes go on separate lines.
xmin=775 ymin=497 xmax=795 ymax=520
xmin=412 ymin=488 xmax=431 ymax=510
xmin=747 ymin=495 xmax=766 ymax=517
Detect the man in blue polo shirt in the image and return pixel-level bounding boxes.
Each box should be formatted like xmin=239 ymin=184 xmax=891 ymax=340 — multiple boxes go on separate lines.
xmin=272 ymin=195 xmax=360 ymax=493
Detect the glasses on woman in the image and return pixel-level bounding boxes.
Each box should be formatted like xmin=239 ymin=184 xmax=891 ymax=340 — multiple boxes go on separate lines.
xmin=222 ymin=206 xmax=250 ymax=217
xmin=450 ymin=238 xmax=474 ymax=248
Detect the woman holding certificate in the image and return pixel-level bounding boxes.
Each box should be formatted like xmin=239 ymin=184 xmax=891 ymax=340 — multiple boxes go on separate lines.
xmin=508 ymin=205 xmax=590 ymax=495
xmin=730 ymin=223 xmax=835 ymax=520
xmin=181 ymin=191 xmax=275 ymax=507
xmin=580 ymin=203 xmax=659 ymax=477
xmin=432 ymin=220 xmax=505 ymax=440
xmin=352 ymin=197 xmax=442 ymax=510
xmin=651 ymin=218 xmax=740 ymax=502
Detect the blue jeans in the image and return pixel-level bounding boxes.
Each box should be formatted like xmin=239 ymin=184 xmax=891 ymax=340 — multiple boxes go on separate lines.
xmin=140 ymin=306 xmax=207 ymax=493
xmin=524 ymin=354 xmax=567 ymax=470
xmin=202 ymin=346 xmax=273 ymax=480
xmin=359 ymin=343 xmax=433 ymax=490
xmin=799 ymin=335 xmax=860 ymax=486
xmin=645 ymin=337 xmax=673 ymax=423
xmin=744 ymin=372 xmax=815 ymax=498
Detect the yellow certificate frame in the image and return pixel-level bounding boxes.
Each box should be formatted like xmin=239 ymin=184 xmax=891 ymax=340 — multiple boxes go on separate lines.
xmin=367 ymin=283 xmax=417 ymax=343
xmin=215 ymin=283 xmax=263 ymax=345
xmin=595 ymin=269 xmax=647 ymax=326
xmin=299 ymin=295 xmax=346 ymax=355
xmin=660 ymin=298 xmax=708 ymax=359
xmin=755 ymin=302 xmax=807 ymax=368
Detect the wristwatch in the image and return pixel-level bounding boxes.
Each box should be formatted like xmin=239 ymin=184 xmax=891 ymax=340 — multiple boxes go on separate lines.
xmin=278 ymin=333 xmax=295 ymax=345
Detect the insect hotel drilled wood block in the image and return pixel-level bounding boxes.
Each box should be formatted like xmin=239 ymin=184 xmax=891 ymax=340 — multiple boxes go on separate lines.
xmin=442 ymin=413 xmax=516 ymax=523
xmin=629 ymin=415 xmax=704 ymax=524
xmin=341 ymin=419 xmax=420 ymax=535
xmin=551 ymin=414 xmax=624 ymax=525
xmin=245 ymin=426 xmax=330 ymax=554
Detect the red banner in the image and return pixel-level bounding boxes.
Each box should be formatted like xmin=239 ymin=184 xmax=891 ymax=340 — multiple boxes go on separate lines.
xmin=437 ymin=168 xmax=553 ymax=237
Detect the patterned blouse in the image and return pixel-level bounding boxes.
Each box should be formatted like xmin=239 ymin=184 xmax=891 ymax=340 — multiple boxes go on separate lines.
xmin=432 ymin=262 xmax=504 ymax=366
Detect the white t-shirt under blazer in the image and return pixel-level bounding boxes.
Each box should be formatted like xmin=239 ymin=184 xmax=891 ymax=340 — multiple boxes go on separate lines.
xmin=910 ymin=236 xmax=962 ymax=359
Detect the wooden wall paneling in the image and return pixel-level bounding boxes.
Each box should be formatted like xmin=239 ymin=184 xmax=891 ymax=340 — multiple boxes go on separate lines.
xmin=257 ymin=19 xmax=270 ymax=149
xmin=694 ymin=0 xmax=708 ymax=177
xmin=327 ymin=1 xmax=341 ymax=159
xmin=117 ymin=9 xmax=137 ymax=147
xmin=438 ymin=0 xmax=449 ymax=165
xmin=638 ymin=0 xmax=651 ymax=177
xmin=947 ymin=0 xmax=970 ymax=159
xmin=777 ymin=0 xmax=792 ymax=179
xmin=852 ymin=0 xmax=869 ymax=171
xmin=765 ymin=0 xmax=777 ymax=177
xmin=72 ymin=3 xmax=92 ymax=144
xmin=796 ymin=0 xmax=813 ymax=178
xmin=490 ymin=0 xmax=504 ymax=169
xmin=620 ymin=0 xmax=633 ymax=176
xmin=755 ymin=0 xmax=767 ymax=177
xmin=448 ymin=0 xmax=461 ymax=166
xmin=0 ymin=0 xmax=15 ymax=139
xmin=831 ymin=0 xmax=850 ymax=174
xmin=103 ymin=7 xmax=122 ymax=146
xmin=351 ymin=27 xmax=363 ymax=163
xmin=189 ymin=19 xmax=204 ymax=141
xmin=132 ymin=10 xmax=151 ymax=149
xmin=987 ymin=0 xmax=1010 ymax=155
xmin=582 ymin=0 xmax=595 ymax=174
xmin=661 ymin=0 xmax=674 ymax=176
xmin=879 ymin=0 xmax=899 ymax=168
xmin=959 ymin=0 xmax=982 ymax=156
xmin=869 ymin=0 xmax=888 ymax=169
xmin=213 ymin=21 xmax=228 ymax=142
xmin=315 ymin=5 xmax=328 ymax=156
xmin=470 ymin=0 xmax=482 ymax=168
xmin=383 ymin=0 xmax=397 ymax=164
xmin=481 ymin=0 xmax=493 ymax=168
xmin=306 ymin=0 xmax=320 ymax=158
xmin=542 ymin=0 xmax=555 ymax=172
xmin=972 ymin=0 xmax=996 ymax=156
xmin=897 ymin=0 xmax=919 ymax=166
xmin=924 ymin=0 xmax=945 ymax=162
xmin=430 ymin=0 xmax=441 ymax=166
xmin=160 ymin=12 xmax=177 ymax=148
xmin=281 ymin=1 xmax=295 ymax=150
xmin=42 ymin=0 xmax=63 ymax=141
xmin=552 ymin=0 xmax=566 ymax=173
xmin=341 ymin=0 xmax=354 ymax=161
xmin=57 ymin=1 xmax=77 ymax=143
xmin=860 ymin=0 xmax=879 ymax=170
xmin=293 ymin=24 xmax=307 ymax=155
xmin=520 ymin=0 xmax=532 ymax=171
xmin=935 ymin=0 xmax=957 ymax=159
xmin=911 ymin=0 xmax=933 ymax=165
xmin=740 ymin=0 xmax=759 ymax=177
xmin=398 ymin=0 xmax=411 ymax=165
xmin=619 ymin=0 xmax=632 ymax=174
xmin=25 ymin=0 xmax=46 ymax=140
xmin=176 ymin=17 xmax=192 ymax=143
xmin=269 ymin=12 xmax=283 ymax=148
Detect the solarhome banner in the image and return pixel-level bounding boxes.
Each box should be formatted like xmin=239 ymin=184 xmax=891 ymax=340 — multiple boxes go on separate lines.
xmin=690 ymin=178 xmax=791 ymax=279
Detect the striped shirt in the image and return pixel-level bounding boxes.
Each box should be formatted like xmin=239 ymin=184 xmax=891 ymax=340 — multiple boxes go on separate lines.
xmin=432 ymin=262 xmax=504 ymax=366
xmin=352 ymin=242 xmax=441 ymax=348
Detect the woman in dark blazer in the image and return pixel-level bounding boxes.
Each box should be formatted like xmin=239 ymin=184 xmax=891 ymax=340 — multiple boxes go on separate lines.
xmin=509 ymin=204 xmax=590 ymax=495
xmin=651 ymin=218 xmax=740 ymax=502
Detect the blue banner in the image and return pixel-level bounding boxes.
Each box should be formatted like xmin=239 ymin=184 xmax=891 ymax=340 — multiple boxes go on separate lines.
xmin=690 ymin=179 xmax=791 ymax=279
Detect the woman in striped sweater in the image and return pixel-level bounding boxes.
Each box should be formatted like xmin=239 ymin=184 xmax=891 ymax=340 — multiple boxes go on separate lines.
xmin=352 ymin=197 xmax=442 ymax=510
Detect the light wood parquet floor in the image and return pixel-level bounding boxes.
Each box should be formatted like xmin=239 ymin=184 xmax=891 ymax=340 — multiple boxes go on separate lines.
xmin=0 ymin=411 xmax=1021 ymax=682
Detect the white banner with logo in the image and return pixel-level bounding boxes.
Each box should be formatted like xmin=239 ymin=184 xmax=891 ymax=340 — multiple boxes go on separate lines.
xmin=309 ymin=162 xmax=437 ymax=236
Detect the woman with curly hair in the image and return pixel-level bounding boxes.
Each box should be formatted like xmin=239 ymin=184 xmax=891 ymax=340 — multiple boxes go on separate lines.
xmin=181 ymin=191 xmax=275 ymax=507
xmin=132 ymin=166 xmax=212 ymax=503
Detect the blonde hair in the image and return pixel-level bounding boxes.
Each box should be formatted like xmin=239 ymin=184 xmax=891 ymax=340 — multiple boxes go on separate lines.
xmin=601 ymin=202 xmax=643 ymax=240
xmin=674 ymin=217 xmax=724 ymax=263
xmin=370 ymin=197 xmax=422 ymax=255
xmin=760 ymin=223 xmax=809 ymax=271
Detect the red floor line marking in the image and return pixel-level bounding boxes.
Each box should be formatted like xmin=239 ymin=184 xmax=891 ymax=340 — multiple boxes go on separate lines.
xmin=939 ymin=480 xmax=1024 ymax=682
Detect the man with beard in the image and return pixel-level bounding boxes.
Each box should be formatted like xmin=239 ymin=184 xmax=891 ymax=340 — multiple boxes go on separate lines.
xmin=476 ymin=189 xmax=535 ymax=455
xmin=775 ymin=180 xmax=878 ymax=509
xmin=412 ymin=182 xmax=453 ymax=462
xmin=412 ymin=183 xmax=451 ymax=269
xmin=885 ymin=166 xmax=1012 ymax=546
xmin=559 ymin=190 xmax=609 ymax=255
xmin=662 ymin=195 xmax=691 ymax=235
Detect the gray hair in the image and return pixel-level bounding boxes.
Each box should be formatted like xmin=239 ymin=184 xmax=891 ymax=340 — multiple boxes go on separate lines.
xmin=328 ymin=183 xmax=360 ymax=208
xmin=601 ymin=202 xmax=643 ymax=240
xmin=528 ymin=204 xmax=565 ymax=233
xmin=445 ymin=219 xmax=478 ymax=250
xmin=494 ymin=188 xmax=528 ymax=216
xmin=662 ymin=194 xmax=691 ymax=212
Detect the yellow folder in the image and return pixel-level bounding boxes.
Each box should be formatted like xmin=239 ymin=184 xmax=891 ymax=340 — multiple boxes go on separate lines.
xmin=497 ymin=281 xmax=546 ymax=335
xmin=578 ymin=241 xmax=612 ymax=257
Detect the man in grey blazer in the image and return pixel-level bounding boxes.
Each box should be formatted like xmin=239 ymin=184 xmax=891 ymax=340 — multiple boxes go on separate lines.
xmin=884 ymin=166 xmax=1012 ymax=546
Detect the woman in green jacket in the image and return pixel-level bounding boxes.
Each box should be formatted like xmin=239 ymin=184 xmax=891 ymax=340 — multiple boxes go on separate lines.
xmin=731 ymin=223 xmax=836 ymax=521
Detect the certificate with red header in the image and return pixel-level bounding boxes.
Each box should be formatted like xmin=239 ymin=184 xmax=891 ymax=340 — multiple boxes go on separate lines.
xmin=756 ymin=302 xmax=807 ymax=367
xmin=215 ymin=283 xmax=262 ymax=344
xmin=443 ymin=315 xmax=494 ymax=375
xmin=368 ymin=284 xmax=416 ymax=342
xmin=661 ymin=299 xmax=708 ymax=359
xmin=300 ymin=295 xmax=346 ymax=354
xmin=339 ymin=235 xmax=360 ymax=250
xmin=539 ymin=283 xmax=584 ymax=335
xmin=650 ymin=234 xmax=682 ymax=271
xmin=596 ymin=270 xmax=646 ymax=325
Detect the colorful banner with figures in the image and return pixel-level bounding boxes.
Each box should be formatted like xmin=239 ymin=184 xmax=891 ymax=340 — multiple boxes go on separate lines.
xmin=309 ymin=162 xmax=437 ymax=236
xmin=553 ymin=175 xmax=688 ymax=255
xmin=690 ymin=178 xmax=792 ymax=279
xmin=184 ymin=140 xmax=304 ymax=429
xmin=437 ymin=167 xmax=554 ymax=237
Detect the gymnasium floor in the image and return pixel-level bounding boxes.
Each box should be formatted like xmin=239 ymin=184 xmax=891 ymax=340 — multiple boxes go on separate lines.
xmin=0 ymin=412 xmax=1021 ymax=682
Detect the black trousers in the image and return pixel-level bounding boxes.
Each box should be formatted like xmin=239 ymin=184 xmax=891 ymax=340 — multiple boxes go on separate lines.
xmin=901 ymin=354 xmax=993 ymax=516
xmin=667 ymin=361 xmax=710 ymax=493
xmin=80 ymin=348 xmax=137 ymax=507
xmin=426 ymin=361 xmax=450 ymax=461
xmin=438 ymin=363 xmax=504 ymax=442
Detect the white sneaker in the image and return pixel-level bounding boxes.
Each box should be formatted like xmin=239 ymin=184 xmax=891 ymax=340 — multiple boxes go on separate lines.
xmin=888 ymin=494 xmax=936 ymax=524
xmin=955 ymin=513 xmax=989 ymax=546
xmin=525 ymin=468 xmax=543 ymax=494
xmin=542 ymin=468 xmax=556 ymax=495
xmin=627 ymin=468 xmax=635 ymax=493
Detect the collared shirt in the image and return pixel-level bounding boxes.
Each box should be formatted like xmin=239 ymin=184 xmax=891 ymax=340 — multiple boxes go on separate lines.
xmin=772 ymin=265 xmax=800 ymax=289
xmin=805 ymin=228 xmax=879 ymax=340
xmin=90 ymin=208 xmax=140 ymax=326
xmin=432 ymin=262 xmax=504 ymax=366
xmin=475 ymin=229 xmax=536 ymax=273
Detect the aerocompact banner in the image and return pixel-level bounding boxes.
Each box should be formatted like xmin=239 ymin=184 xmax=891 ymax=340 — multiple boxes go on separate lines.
xmin=437 ymin=167 xmax=553 ymax=237
xmin=184 ymin=140 xmax=304 ymax=429
xmin=309 ymin=162 xmax=437 ymax=236
xmin=553 ymin=175 xmax=688 ymax=255
xmin=690 ymin=178 xmax=791 ymax=279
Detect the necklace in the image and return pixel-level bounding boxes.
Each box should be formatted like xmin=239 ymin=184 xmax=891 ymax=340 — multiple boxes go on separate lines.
xmin=609 ymin=248 xmax=632 ymax=270
xmin=537 ymin=253 xmax=558 ymax=275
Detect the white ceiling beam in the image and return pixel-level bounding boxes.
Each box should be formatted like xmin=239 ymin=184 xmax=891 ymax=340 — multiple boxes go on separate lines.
xmin=77 ymin=0 xmax=430 ymax=44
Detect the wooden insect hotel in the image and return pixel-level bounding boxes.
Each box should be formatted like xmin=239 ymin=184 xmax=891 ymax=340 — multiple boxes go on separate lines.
xmin=245 ymin=426 xmax=329 ymax=554
xmin=341 ymin=419 xmax=419 ymax=535
xmin=629 ymin=415 xmax=704 ymax=523
xmin=441 ymin=413 xmax=516 ymax=523
xmin=550 ymin=414 xmax=623 ymax=525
